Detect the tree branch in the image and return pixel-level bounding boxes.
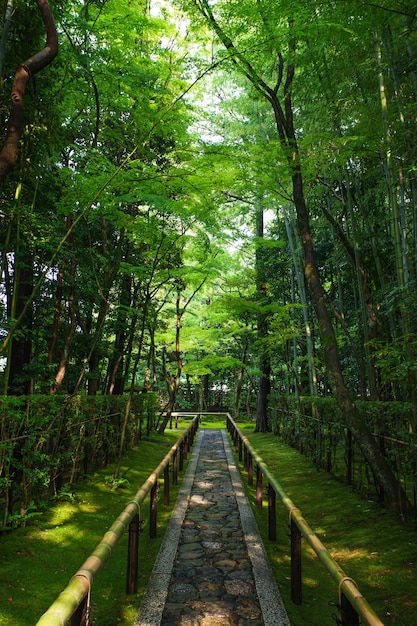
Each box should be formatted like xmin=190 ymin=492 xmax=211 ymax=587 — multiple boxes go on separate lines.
xmin=0 ymin=0 xmax=58 ymax=187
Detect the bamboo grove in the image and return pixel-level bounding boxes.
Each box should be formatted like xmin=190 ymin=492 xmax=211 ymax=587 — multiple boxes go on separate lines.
xmin=1 ymin=0 xmax=417 ymax=524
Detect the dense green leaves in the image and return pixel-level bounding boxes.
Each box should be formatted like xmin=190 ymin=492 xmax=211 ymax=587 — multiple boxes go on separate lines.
xmin=2 ymin=0 xmax=417 ymax=515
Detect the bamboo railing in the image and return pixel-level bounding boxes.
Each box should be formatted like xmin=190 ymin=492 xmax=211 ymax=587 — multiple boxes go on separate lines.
xmin=226 ymin=414 xmax=385 ymax=626
xmin=36 ymin=417 xmax=199 ymax=626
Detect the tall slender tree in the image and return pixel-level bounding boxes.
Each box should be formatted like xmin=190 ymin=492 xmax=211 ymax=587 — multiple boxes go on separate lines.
xmin=185 ymin=0 xmax=411 ymax=513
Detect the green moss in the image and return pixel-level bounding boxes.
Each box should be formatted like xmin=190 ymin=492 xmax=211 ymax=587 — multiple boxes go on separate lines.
xmin=236 ymin=426 xmax=417 ymax=626
xmin=0 ymin=430 xmax=186 ymax=626
xmin=4 ymin=421 xmax=414 ymax=626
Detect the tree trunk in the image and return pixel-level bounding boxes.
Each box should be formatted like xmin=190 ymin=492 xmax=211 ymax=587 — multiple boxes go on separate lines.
xmin=283 ymin=205 xmax=317 ymax=396
xmin=201 ymin=373 xmax=209 ymax=410
xmin=291 ymin=165 xmax=410 ymax=514
xmin=233 ymin=342 xmax=248 ymax=420
xmin=107 ymin=273 xmax=133 ymax=395
xmin=0 ymin=0 xmax=58 ymax=186
xmin=158 ymin=278 xmax=207 ymax=434
xmin=193 ymin=0 xmax=412 ymax=513
xmin=158 ymin=292 xmax=183 ymax=434
xmin=254 ymin=204 xmax=271 ymax=432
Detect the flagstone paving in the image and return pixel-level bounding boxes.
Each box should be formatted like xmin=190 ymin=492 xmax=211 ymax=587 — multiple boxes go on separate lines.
xmin=134 ymin=429 xmax=290 ymax=626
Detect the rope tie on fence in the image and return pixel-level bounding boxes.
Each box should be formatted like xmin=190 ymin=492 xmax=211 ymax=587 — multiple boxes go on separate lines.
xmin=72 ymin=571 xmax=92 ymax=626
xmin=127 ymin=500 xmax=140 ymax=515
xmin=338 ymin=575 xmax=358 ymax=604
xmin=288 ymin=506 xmax=301 ymax=526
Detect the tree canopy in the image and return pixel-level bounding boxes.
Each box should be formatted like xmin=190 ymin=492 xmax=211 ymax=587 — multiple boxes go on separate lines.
xmin=1 ymin=0 xmax=417 ymax=513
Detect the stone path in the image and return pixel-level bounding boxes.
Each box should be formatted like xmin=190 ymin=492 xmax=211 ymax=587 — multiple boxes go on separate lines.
xmin=134 ymin=429 xmax=290 ymax=626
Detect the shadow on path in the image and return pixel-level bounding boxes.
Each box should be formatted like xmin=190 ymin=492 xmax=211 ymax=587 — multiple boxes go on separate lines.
xmin=134 ymin=429 xmax=290 ymax=626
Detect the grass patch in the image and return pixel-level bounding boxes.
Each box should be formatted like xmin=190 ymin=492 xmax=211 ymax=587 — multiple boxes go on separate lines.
xmin=234 ymin=424 xmax=417 ymax=626
xmin=179 ymin=414 xmax=228 ymax=430
xmin=0 ymin=429 xmax=189 ymax=626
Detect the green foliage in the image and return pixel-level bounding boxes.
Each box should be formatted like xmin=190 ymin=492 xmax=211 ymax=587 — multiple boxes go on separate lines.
xmin=2 ymin=0 xmax=417 ymax=538
xmin=104 ymin=474 xmax=130 ymax=491
xmin=0 ymin=393 xmax=158 ymax=530
xmin=269 ymin=396 xmax=417 ymax=505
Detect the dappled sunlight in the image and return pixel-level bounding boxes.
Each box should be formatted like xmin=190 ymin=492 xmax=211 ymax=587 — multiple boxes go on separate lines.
xmin=46 ymin=499 xmax=99 ymax=527
xmin=302 ymin=576 xmax=320 ymax=588
xmin=330 ymin=546 xmax=370 ymax=564
xmin=194 ymin=479 xmax=214 ymax=490
xmin=0 ymin=429 xmax=191 ymax=626
xmin=272 ymin=552 xmax=291 ymax=567
xmin=24 ymin=519 xmax=99 ymax=548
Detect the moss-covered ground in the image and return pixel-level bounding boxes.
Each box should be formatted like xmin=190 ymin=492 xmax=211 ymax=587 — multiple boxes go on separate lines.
xmin=237 ymin=424 xmax=417 ymax=626
xmin=0 ymin=428 xmax=189 ymax=626
xmin=1 ymin=417 xmax=416 ymax=625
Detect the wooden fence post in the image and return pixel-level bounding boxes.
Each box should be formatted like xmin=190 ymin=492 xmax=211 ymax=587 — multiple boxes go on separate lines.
xmin=179 ymin=441 xmax=184 ymax=471
xmin=150 ymin=482 xmax=158 ymax=539
xmin=268 ymin=484 xmax=277 ymax=541
xmin=290 ymin=516 xmax=302 ymax=605
xmin=172 ymin=449 xmax=178 ymax=485
xmin=247 ymin=452 xmax=253 ymax=486
xmin=340 ymin=592 xmax=360 ymax=626
xmin=164 ymin=464 xmax=170 ymax=506
xmin=126 ymin=512 xmax=140 ymax=595
xmin=256 ymin=465 xmax=262 ymax=506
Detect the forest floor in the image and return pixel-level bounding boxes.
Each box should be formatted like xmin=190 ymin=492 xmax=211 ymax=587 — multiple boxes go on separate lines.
xmin=0 ymin=418 xmax=416 ymax=625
